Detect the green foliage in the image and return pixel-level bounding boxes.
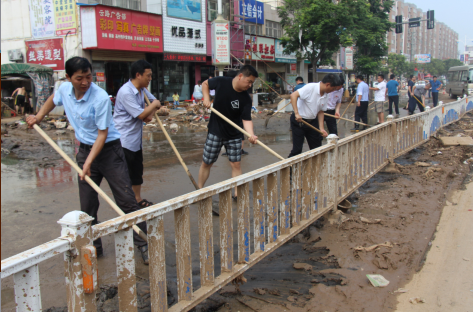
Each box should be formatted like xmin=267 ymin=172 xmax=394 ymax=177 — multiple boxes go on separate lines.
xmin=352 ymin=0 xmax=395 ymax=78
xmin=443 ymin=59 xmax=464 ymax=71
xmin=418 ymin=59 xmax=445 ymax=77
xmin=277 ymin=0 xmax=356 ymax=82
xmin=386 ymin=53 xmax=409 ymax=76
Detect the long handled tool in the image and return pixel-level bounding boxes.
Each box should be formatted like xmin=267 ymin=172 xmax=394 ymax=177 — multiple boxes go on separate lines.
xmin=337 ymin=95 xmax=356 ymax=124
xmin=413 ymin=95 xmax=426 ymax=108
xmin=300 ymin=120 xmax=325 ymax=135
xmin=32 ymin=124 xmax=148 ymax=242
xmin=209 ymin=107 xmax=285 ymax=161
xmin=264 ymin=98 xmax=292 ymax=128
xmin=324 ymin=113 xmax=370 ymax=127
xmin=144 ymin=95 xmax=199 ymax=190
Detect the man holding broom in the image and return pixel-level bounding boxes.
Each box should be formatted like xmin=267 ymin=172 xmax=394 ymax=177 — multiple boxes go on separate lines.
xmin=26 ymin=57 xmax=150 ymax=264
xmin=408 ymin=80 xmax=431 ymax=115
xmin=198 ymin=65 xmax=259 ymax=200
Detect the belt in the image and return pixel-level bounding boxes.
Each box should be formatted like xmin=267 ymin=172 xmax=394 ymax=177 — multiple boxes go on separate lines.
xmin=80 ymin=139 xmax=120 ymax=150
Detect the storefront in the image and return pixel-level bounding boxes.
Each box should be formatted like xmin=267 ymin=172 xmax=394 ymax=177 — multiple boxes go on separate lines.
xmin=161 ymin=0 xmax=207 ymax=101
xmin=79 ymin=4 xmax=164 ymax=96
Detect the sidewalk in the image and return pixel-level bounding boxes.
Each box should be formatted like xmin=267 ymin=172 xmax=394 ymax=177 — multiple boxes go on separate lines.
xmin=395 ymin=181 xmax=473 ymax=311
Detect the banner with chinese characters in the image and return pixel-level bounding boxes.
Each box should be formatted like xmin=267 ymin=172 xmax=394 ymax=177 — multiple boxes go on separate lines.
xmin=275 ymin=39 xmax=297 ymax=63
xmin=80 ymin=5 xmax=163 ymax=53
xmin=25 ymin=38 xmax=65 ymax=70
xmin=239 ymin=0 xmax=264 ymax=25
xmin=55 ymin=0 xmax=77 ymax=36
xmin=211 ymin=22 xmax=230 ymax=65
xmin=251 ymin=36 xmax=275 ymax=62
xmin=345 ymin=46 xmax=353 ymax=70
xmin=29 ymin=0 xmax=56 ymax=38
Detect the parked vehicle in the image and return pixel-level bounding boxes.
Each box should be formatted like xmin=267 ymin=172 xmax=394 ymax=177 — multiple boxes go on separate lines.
xmin=446 ymin=65 xmax=473 ymax=98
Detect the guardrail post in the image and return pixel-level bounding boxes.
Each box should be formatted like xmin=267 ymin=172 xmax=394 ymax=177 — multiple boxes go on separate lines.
xmin=326 ymin=134 xmax=339 ymax=211
xmin=13 ymin=264 xmax=41 ymax=312
xmin=387 ymin=115 xmax=395 ymax=159
xmin=58 ymin=211 xmax=97 ymax=312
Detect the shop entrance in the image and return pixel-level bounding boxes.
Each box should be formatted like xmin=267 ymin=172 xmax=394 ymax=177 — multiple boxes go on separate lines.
xmin=105 ymin=62 xmax=131 ymax=96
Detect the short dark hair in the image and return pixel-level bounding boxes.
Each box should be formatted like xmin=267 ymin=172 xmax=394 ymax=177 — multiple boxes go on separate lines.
xmin=338 ymin=73 xmax=345 ymax=86
xmin=321 ymin=73 xmax=341 ymax=86
xmin=296 ymin=76 xmax=303 ymax=82
xmin=409 ymin=75 xmax=414 ymax=79
xmin=65 ymin=57 xmax=92 ymax=78
xmin=131 ymin=60 xmax=152 ymax=79
xmin=238 ymin=65 xmax=258 ymax=78
xmin=433 ymin=75 xmax=437 ymax=78
xmin=377 ymin=74 xmax=384 ymax=80
xmin=390 ymin=74 xmax=395 ymax=79
xmin=356 ymin=75 xmax=364 ymax=81
xmin=198 ymin=80 xmax=202 ymax=84
xmin=227 ymin=70 xmax=239 ymax=78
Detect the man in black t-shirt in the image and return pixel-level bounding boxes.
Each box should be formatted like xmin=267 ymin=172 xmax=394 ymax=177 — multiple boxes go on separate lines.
xmin=198 ymin=65 xmax=259 ymax=200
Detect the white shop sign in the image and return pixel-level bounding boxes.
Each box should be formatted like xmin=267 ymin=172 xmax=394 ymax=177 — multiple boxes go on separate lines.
xmin=211 ymin=22 xmax=230 ymax=65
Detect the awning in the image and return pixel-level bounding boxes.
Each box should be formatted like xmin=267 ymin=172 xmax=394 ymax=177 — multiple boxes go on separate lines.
xmin=1 ymin=63 xmax=54 ymax=76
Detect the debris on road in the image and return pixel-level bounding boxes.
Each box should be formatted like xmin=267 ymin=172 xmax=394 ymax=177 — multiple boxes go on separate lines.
xmin=366 ymin=274 xmax=390 ymax=287
xmin=355 ymin=242 xmax=393 ymax=252
xmin=408 ymin=297 xmax=426 ymax=304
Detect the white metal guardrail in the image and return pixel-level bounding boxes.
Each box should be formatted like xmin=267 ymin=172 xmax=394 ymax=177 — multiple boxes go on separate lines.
xmin=2 ymin=96 xmax=473 ymax=311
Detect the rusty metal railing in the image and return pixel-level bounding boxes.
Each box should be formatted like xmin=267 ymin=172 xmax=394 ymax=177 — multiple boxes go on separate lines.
xmin=2 ymin=96 xmax=473 ymax=312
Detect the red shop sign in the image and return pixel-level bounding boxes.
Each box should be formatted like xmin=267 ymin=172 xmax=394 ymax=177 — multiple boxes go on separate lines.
xmin=25 ymin=38 xmax=65 ymax=71
xmin=81 ymin=5 xmax=163 ymax=53
xmin=164 ymin=53 xmax=206 ymax=62
xmin=96 ymin=72 xmax=105 ymax=82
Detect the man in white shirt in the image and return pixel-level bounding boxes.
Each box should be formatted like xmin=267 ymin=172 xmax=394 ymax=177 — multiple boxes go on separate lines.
xmin=369 ymin=74 xmax=386 ymax=124
xmin=324 ymin=74 xmax=345 ymax=135
xmin=288 ymin=74 xmax=342 ymax=157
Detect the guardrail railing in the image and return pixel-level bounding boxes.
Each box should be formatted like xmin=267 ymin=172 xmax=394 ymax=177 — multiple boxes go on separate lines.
xmin=2 ymin=96 xmax=472 ymax=312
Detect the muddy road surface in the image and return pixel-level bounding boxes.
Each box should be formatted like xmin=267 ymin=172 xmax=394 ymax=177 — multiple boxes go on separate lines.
xmin=1 ymin=93 xmax=461 ymax=311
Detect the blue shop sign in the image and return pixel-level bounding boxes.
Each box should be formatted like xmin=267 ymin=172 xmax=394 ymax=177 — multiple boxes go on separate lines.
xmin=239 ymin=0 xmax=264 ymax=25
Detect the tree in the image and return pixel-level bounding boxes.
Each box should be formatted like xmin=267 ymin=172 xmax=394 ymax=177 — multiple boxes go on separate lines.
xmin=419 ymin=58 xmax=445 ymax=77
xmin=386 ymin=53 xmax=409 ymax=77
xmin=352 ymin=0 xmax=395 ymax=80
xmin=443 ymin=59 xmax=464 ymax=75
xmin=277 ymin=0 xmax=355 ymax=82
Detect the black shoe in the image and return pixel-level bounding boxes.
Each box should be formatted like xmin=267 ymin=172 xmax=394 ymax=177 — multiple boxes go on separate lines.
xmin=139 ymin=245 xmax=149 ymax=265
xmin=241 ymin=149 xmax=249 ymax=155
xmin=222 ymin=152 xmax=228 ymax=156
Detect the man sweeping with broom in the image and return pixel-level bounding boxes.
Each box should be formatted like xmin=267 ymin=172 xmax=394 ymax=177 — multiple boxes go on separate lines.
xmin=26 ymin=57 xmax=150 ymax=264
xmin=198 ymin=65 xmax=259 ymax=201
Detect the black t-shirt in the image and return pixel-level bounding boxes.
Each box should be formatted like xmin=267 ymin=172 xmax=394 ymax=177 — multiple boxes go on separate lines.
xmin=408 ymin=81 xmax=415 ymax=96
xmin=208 ymin=76 xmax=252 ymax=140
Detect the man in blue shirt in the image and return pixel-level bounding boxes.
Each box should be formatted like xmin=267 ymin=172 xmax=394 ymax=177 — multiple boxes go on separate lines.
xmin=26 ymin=57 xmax=149 ymax=264
xmin=352 ymin=75 xmax=369 ymax=131
xmin=293 ymin=76 xmax=306 ymax=92
xmin=386 ymin=74 xmax=400 ymax=117
xmin=429 ymin=76 xmax=443 ymax=107
xmin=114 ymin=60 xmax=166 ymax=208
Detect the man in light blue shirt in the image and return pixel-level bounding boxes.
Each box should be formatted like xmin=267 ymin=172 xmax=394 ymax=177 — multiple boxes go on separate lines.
xmin=429 ymin=76 xmax=443 ymax=107
xmin=26 ymin=57 xmax=149 ymax=264
xmin=114 ymin=60 xmax=165 ymax=208
xmin=352 ymin=75 xmax=369 ymax=131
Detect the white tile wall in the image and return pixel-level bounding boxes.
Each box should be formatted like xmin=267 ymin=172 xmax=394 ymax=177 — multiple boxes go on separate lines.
xmin=162 ymin=0 xmax=206 ymax=54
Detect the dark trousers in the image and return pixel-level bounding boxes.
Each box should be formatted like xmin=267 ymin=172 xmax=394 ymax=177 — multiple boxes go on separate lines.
xmin=324 ymin=109 xmax=338 ymax=135
xmin=288 ymin=113 xmax=323 ymax=158
xmin=388 ymin=95 xmax=399 ymax=115
xmin=432 ymin=92 xmax=439 ymax=107
xmin=76 ymin=140 xmax=148 ymax=252
xmin=408 ymin=95 xmax=425 ymax=114
xmin=354 ymin=101 xmax=369 ymax=124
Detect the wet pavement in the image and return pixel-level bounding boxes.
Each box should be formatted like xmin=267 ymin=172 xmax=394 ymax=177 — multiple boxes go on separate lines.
xmin=0 ymin=92 xmax=439 ymax=310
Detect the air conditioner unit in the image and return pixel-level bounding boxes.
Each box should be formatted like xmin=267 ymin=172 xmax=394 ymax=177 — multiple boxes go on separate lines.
xmin=8 ymin=49 xmax=23 ymax=61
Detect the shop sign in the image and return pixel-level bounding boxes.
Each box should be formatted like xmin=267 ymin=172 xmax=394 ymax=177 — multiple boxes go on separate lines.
xmin=345 ymin=46 xmax=353 ymax=70
xmin=275 ymin=39 xmax=297 ymax=63
xmin=96 ymin=72 xmax=105 ymax=82
xmin=244 ymin=35 xmax=254 ymax=60
xmin=163 ymin=0 xmax=206 ymax=54
xmin=211 ymin=22 xmax=230 ymax=65
xmin=290 ymin=63 xmax=297 ymax=72
xmin=164 ymin=53 xmax=206 ymax=62
xmin=29 ymin=0 xmax=56 ymax=38
xmin=251 ymin=36 xmax=275 ymax=62
xmin=80 ymin=5 xmax=164 ymax=53
xmin=239 ymin=0 xmax=264 ymax=25
xmin=25 ymin=38 xmax=64 ymax=71
xmin=55 ymin=0 xmax=77 ymax=36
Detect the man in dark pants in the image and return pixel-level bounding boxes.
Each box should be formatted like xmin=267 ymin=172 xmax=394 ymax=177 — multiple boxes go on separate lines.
xmin=429 ymin=76 xmax=443 ymax=107
xmin=408 ymin=81 xmax=431 ymax=115
xmin=351 ymin=75 xmax=369 ymax=131
xmin=288 ymin=74 xmax=341 ymax=157
xmin=26 ymin=57 xmax=149 ymax=264
xmin=404 ymin=75 xmax=416 ymax=110
xmin=386 ymin=74 xmax=400 ymax=117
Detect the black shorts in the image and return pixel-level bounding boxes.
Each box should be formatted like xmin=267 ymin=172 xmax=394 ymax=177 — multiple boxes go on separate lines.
xmin=122 ymin=148 xmax=144 ymax=185
xmin=16 ymin=95 xmax=25 ymax=107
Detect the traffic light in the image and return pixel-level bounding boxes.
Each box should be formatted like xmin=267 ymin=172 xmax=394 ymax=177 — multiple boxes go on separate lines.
xmin=427 ymin=10 xmax=434 ymax=29
xmin=395 ymin=15 xmax=403 ymax=34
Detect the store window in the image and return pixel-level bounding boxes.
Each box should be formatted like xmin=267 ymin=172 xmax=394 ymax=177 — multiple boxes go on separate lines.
xmin=266 ymin=20 xmax=281 ymax=38
xmin=162 ymin=62 xmax=191 ymax=101
xmin=244 ymin=23 xmax=262 ymax=36
xmin=208 ymin=0 xmax=230 ymax=21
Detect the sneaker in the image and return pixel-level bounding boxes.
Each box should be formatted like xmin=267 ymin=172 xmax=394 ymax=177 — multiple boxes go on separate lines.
xmin=139 ymin=245 xmax=149 ymax=265
xmin=241 ymin=149 xmax=249 ymax=155
xmin=222 ymin=152 xmax=228 ymax=156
